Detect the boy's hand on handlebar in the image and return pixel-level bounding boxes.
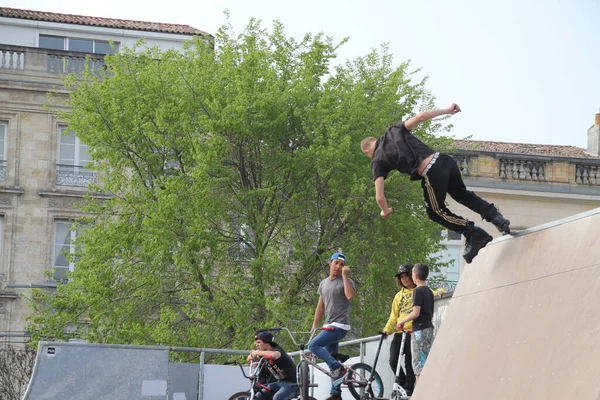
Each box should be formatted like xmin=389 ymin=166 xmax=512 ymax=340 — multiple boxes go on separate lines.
xmin=396 ymin=322 xmax=404 ymax=331
xmin=248 ymin=350 xmax=260 ymax=362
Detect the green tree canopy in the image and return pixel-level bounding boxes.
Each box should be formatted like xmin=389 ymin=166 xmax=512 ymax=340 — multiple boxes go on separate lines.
xmin=29 ymin=18 xmax=454 ymax=351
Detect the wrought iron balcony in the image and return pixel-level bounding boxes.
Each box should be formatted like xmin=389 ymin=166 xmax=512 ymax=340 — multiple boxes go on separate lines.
xmin=56 ymin=164 xmax=95 ymax=187
xmin=0 ymin=159 xmax=6 ymax=181
xmin=430 ymin=280 xmax=459 ymax=293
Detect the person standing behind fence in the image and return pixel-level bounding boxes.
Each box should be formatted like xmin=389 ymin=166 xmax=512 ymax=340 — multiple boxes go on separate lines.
xmin=383 ymin=264 xmax=445 ymax=393
xmin=309 ymin=252 xmax=355 ymax=400
xmin=382 ymin=264 xmax=418 ymax=396
xmin=396 ymin=263 xmax=435 ymax=384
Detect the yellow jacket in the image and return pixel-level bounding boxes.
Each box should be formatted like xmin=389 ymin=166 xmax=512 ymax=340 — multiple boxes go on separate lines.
xmin=383 ymin=287 xmax=416 ymax=333
xmin=383 ymin=286 xmax=442 ymax=333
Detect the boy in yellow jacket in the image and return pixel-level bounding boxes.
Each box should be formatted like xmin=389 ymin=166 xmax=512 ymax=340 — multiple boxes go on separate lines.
xmin=382 ymin=264 xmax=417 ymax=396
xmin=382 ymin=264 xmax=445 ymax=396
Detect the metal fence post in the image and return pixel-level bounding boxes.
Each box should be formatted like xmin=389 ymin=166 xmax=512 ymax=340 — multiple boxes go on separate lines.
xmin=360 ymin=340 xmax=365 ymax=363
xmin=198 ymin=351 xmax=205 ymax=400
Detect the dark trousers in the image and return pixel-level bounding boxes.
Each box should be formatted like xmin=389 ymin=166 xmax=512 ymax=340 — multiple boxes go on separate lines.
xmin=421 ymin=153 xmax=495 ymax=234
xmin=389 ymin=332 xmax=414 ymax=394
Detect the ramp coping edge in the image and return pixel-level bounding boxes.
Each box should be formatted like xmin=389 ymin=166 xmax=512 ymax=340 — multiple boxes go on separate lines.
xmin=491 ymin=206 xmax=600 ymax=244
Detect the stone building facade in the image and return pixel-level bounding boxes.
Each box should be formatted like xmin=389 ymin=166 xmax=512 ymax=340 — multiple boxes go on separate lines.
xmin=0 ymin=6 xmax=209 ymax=344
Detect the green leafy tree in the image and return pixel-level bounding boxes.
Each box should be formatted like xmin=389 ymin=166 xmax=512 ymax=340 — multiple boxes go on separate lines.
xmin=29 ymin=17 xmax=453 ymax=351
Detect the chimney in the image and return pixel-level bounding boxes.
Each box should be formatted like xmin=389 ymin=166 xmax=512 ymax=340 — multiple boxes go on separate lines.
xmin=587 ymin=110 xmax=600 ymax=156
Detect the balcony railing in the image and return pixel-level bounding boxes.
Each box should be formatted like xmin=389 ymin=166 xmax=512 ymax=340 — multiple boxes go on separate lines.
xmin=0 ymin=44 xmax=105 ymax=75
xmin=453 ymin=154 xmax=474 ymax=176
xmin=0 ymin=47 xmax=24 ymax=70
xmin=0 ymin=159 xmax=6 ymax=181
xmin=575 ymin=164 xmax=600 ymax=185
xmin=430 ymin=280 xmax=459 ymax=293
xmin=47 ymin=53 xmax=106 ymax=74
xmin=56 ymin=164 xmax=96 ymax=187
xmin=499 ymin=158 xmax=546 ymax=181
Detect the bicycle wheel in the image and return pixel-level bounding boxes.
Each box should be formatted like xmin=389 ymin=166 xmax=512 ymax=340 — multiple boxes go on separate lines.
xmin=346 ymin=362 xmax=384 ymax=400
xmin=227 ymin=391 xmax=251 ymax=400
xmin=297 ymin=361 xmax=310 ymax=400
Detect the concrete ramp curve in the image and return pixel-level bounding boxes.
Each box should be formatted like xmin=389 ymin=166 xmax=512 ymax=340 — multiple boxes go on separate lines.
xmin=415 ymin=208 xmax=600 ymax=400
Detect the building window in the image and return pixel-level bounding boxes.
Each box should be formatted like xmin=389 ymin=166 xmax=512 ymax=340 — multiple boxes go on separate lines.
xmin=69 ymin=38 xmax=94 ymax=53
xmin=39 ymin=35 xmax=120 ymax=54
xmin=39 ymin=35 xmax=64 ymax=51
xmin=52 ymin=221 xmax=82 ymax=281
xmin=430 ymin=230 xmax=462 ymax=291
xmin=94 ymin=40 xmax=117 ymax=55
xmin=0 ymin=122 xmax=6 ymax=181
xmin=56 ymin=127 xmax=95 ymax=187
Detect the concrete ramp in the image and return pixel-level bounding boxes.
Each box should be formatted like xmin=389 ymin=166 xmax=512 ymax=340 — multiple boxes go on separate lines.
xmin=415 ymin=208 xmax=600 ymax=400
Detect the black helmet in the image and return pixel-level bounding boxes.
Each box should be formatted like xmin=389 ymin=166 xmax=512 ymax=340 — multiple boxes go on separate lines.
xmin=395 ymin=264 xmax=413 ymax=277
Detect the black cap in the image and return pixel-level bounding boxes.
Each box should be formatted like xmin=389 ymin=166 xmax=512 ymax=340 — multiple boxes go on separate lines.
xmin=254 ymin=331 xmax=275 ymax=344
xmin=395 ymin=264 xmax=414 ymax=277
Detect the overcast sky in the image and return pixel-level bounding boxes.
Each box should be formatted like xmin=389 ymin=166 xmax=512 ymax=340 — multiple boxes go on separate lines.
xmin=4 ymin=0 xmax=599 ymax=148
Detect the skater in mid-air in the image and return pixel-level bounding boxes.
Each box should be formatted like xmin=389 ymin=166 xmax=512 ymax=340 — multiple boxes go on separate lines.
xmin=360 ymin=103 xmax=510 ymax=263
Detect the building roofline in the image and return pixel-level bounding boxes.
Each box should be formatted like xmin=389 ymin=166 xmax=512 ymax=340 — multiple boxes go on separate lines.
xmin=0 ymin=6 xmax=212 ymax=37
xmin=451 ymin=139 xmax=600 ymax=161
xmin=450 ymin=148 xmax=600 ymax=164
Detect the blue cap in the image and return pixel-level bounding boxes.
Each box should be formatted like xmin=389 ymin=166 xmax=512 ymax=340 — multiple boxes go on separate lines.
xmin=329 ymin=252 xmax=347 ymax=263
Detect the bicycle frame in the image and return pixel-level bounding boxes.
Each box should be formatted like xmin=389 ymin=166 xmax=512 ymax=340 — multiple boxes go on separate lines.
xmin=266 ymin=327 xmax=385 ymax=400
xmin=233 ymin=358 xmax=272 ymax=400
xmin=269 ymin=327 xmax=345 ymax=378
xmin=356 ymin=331 xmax=386 ymax=398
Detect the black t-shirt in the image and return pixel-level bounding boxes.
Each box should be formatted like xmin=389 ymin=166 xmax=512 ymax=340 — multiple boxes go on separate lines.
xmin=411 ymin=285 xmax=434 ymax=331
xmin=266 ymin=345 xmax=297 ymax=382
xmin=371 ymin=121 xmax=435 ymax=181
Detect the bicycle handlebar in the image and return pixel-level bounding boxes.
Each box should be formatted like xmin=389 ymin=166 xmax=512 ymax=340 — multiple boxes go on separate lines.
xmin=232 ymin=359 xmax=266 ymax=380
xmin=266 ymin=327 xmax=325 ymax=348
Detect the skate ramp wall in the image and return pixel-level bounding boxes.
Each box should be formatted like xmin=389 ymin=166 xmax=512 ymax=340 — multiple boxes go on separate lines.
xmin=414 ymin=208 xmax=600 ymax=400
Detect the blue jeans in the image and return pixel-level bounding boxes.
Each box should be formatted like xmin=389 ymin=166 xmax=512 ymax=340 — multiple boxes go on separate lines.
xmin=308 ymin=327 xmax=348 ymax=394
xmin=266 ymin=380 xmax=299 ymax=400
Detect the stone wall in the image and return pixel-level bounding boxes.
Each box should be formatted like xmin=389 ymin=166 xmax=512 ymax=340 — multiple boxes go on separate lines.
xmin=0 ymin=62 xmax=85 ymax=338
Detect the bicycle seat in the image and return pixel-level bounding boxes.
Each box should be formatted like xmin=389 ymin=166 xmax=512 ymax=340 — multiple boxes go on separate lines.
xmin=331 ymin=352 xmax=350 ymax=363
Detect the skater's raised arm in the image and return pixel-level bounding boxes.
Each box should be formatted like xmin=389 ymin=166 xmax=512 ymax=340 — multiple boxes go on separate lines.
xmin=375 ymin=176 xmax=393 ymax=219
xmin=404 ymin=103 xmax=461 ymax=130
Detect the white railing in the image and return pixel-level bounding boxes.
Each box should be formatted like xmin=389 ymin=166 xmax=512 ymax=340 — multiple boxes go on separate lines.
xmin=0 ymin=47 xmax=24 ymax=70
xmin=0 ymin=44 xmax=105 ymax=75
